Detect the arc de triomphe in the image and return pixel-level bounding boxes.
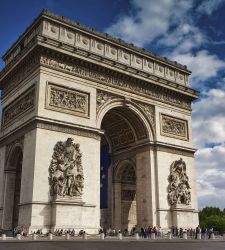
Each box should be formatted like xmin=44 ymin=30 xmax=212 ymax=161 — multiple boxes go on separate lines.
xmin=0 ymin=10 xmax=199 ymax=233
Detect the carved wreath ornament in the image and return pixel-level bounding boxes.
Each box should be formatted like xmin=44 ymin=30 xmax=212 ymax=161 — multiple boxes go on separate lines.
xmin=49 ymin=138 xmax=84 ymax=198
xmin=168 ymin=158 xmax=191 ymax=206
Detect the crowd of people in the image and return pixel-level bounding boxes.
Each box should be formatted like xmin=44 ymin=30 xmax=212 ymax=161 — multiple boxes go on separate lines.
xmin=8 ymin=225 xmax=215 ymax=239
xmin=99 ymin=225 xmax=216 ymax=239
xmin=171 ymin=226 xmax=214 ymax=239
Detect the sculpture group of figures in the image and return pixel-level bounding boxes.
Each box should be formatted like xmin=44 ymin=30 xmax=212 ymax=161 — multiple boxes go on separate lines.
xmin=49 ymin=138 xmax=84 ymax=198
xmin=168 ymin=158 xmax=191 ymax=205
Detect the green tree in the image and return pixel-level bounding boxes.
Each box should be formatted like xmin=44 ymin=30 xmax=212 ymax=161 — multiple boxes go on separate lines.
xmin=199 ymin=207 xmax=225 ymax=234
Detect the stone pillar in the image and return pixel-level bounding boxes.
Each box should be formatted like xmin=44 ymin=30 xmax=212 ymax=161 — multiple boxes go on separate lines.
xmin=100 ymin=233 xmax=105 ymax=240
xmin=136 ymin=148 xmax=156 ymax=227
xmin=197 ymin=233 xmax=201 ymax=239
xmin=32 ymin=233 xmax=37 ymax=240
xmin=114 ymin=182 xmax=121 ymax=229
xmin=48 ymin=233 xmax=53 ymax=240
xmin=0 ymin=146 xmax=6 ymax=229
xmin=66 ymin=233 xmax=70 ymax=240
xmin=118 ymin=233 xmax=122 ymax=240
xmin=1 ymin=234 xmax=6 ymax=240
xmin=83 ymin=233 xmax=87 ymax=240
xmin=135 ymin=232 xmax=139 ymax=240
xmin=16 ymin=234 xmax=21 ymax=240
xmin=2 ymin=172 xmax=16 ymax=230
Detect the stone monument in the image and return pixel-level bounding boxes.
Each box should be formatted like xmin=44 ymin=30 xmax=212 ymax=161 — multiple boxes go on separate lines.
xmin=0 ymin=10 xmax=199 ymax=233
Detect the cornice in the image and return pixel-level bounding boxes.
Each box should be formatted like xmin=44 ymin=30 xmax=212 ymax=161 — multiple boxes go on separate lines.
xmin=2 ymin=10 xmax=190 ymax=74
xmin=0 ymin=46 xmax=197 ymax=111
xmin=0 ymin=116 xmax=101 ymax=146
xmin=37 ymin=48 xmax=195 ymax=107
xmin=112 ymin=140 xmax=196 ymax=157
xmin=0 ymin=10 xmax=200 ymax=101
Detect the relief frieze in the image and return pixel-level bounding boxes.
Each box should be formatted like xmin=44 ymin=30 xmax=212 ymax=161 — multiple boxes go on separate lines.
xmin=40 ymin=55 xmax=191 ymax=110
xmin=160 ymin=114 xmax=188 ymax=140
xmin=96 ymin=90 xmax=118 ymax=114
xmin=2 ymin=87 xmax=35 ymax=127
xmin=137 ymin=102 xmax=155 ymax=130
xmin=46 ymin=83 xmax=89 ymax=118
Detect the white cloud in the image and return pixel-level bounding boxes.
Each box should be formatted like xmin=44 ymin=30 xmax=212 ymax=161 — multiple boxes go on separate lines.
xmin=105 ymin=0 xmax=225 ymax=210
xmin=197 ymin=0 xmax=225 ymax=15
xmin=158 ymin=24 xmax=205 ymax=53
xmin=193 ymin=88 xmax=225 ymax=209
xmin=195 ymin=145 xmax=225 ymax=209
xmin=105 ymin=0 xmax=193 ymax=47
xmin=105 ymin=0 xmax=225 ymax=48
xmin=192 ymin=87 xmax=225 ymax=148
xmin=171 ymin=50 xmax=225 ymax=88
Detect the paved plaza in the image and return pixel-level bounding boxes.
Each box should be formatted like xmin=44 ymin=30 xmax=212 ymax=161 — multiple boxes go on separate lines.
xmin=0 ymin=240 xmax=224 ymax=250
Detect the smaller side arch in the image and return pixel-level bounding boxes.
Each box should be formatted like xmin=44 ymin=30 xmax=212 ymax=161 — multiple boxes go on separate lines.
xmin=114 ymin=159 xmax=136 ymax=183
xmin=6 ymin=141 xmax=23 ymax=170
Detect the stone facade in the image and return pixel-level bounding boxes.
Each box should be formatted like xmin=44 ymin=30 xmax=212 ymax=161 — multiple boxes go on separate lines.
xmin=0 ymin=10 xmax=199 ymax=233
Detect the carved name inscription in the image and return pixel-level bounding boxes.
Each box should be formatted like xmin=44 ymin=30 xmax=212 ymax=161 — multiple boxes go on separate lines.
xmin=46 ymin=83 xmax=89 ymax=118
xmin=168 ymin=158 xmax=191 ymax=206
xmin=40 ymin=56 xmax=191 ymax=110
xmin=2 ymin=87 xmax=35 ymax=127
xmin=161 ymin=114 xmax=188 ymax=140
xmin=49 ymin=138 xmax=84 ymax=198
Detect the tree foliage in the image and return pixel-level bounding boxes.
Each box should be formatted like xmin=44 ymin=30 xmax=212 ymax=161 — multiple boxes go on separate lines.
xmin=199 ymin=207 xmax=225 ymax=234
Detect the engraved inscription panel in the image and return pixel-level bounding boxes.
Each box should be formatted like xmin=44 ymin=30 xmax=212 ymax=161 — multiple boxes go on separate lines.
xmin=46 ymin=83 xmax=89 ymax=118
xmin=160 ymin=114 xmax=188 ymax=140
xmin=2 ymin=87 xmax=35 ymax=127
xmin=40 ymin=56 xmax=191 ymax=110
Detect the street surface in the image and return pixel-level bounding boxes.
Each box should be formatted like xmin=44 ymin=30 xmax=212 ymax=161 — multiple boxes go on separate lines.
xmin=0 ymin=241 xmax=224 ymax=250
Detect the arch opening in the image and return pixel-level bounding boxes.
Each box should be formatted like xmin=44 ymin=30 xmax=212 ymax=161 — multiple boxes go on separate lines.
xmin=3 ymin=145 xmax=23 ymax=230
xmin=100 ymin=106 xmax=151 ymax=231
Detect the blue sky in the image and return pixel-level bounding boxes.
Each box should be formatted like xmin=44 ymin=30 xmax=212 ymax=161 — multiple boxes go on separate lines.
xmin=1 ymin=0 xmax=225 ymax=209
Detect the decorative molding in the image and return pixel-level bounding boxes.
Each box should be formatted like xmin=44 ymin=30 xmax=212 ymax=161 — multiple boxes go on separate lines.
xmin=96 ymin=90 xmax=118 ymax=114
xmin=168 ymin=158 xmax=191 ymax=206
xmin=136 ymin=102 xmax=155 ymax=130
xmin=40 ymin=55 xmax=192 ymax=110
xmin=3 ymin=11 xmax=190 ymax=88
xmin=121 ymin=190 xmax=136 ymax=201
xmin=2 ymin=87 xmax=35 ymax=128
xmin=49 ymin=138 xmax=84 ymax=198
xmin=160 ymin=114 xmax=189 ymax=140
xmin=1 ymin=52 xmax=39 ymax=98
xmin=46 ymin=82 xmax=89 ymax=118
xmin=36 ymin=121 xmax=100 ymax=140
xmin=155 ymin=144 xmax=195 ymax=157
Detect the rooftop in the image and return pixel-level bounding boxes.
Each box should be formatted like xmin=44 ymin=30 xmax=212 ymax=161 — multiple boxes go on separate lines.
xmin=2 ymin=9 xmax=190 ymax=73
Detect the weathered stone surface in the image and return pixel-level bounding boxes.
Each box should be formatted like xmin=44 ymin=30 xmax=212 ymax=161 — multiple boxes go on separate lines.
xmin=0 ymin=10 xmax=199 ymax=233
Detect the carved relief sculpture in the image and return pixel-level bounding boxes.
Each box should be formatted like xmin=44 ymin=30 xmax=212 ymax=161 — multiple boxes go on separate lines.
xmin=2 ymin=87 xmax=35 ymax=127
xmin=137 ymin=102 xmax=155 ymax=130
xmin=168 ymin=158 xmax=191 ymax=206
xmin=96 ymin=90 xmax=117 ymax=114
xmin=161 ymin=114 xmax=188 ymax=140
xmin=46 ymin=83 xmax=89 ymax=118
xmin=40 ymin=56 xmax=192 ymax=110
xmin=49 ymin=138 xmax=84 ymax=198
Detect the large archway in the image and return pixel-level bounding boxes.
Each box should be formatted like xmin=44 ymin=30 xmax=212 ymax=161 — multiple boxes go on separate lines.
xmin=99 ymin=104 xmax=153 ymax=231
xmin=3 ymin=145 xmax=23 ymax=230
